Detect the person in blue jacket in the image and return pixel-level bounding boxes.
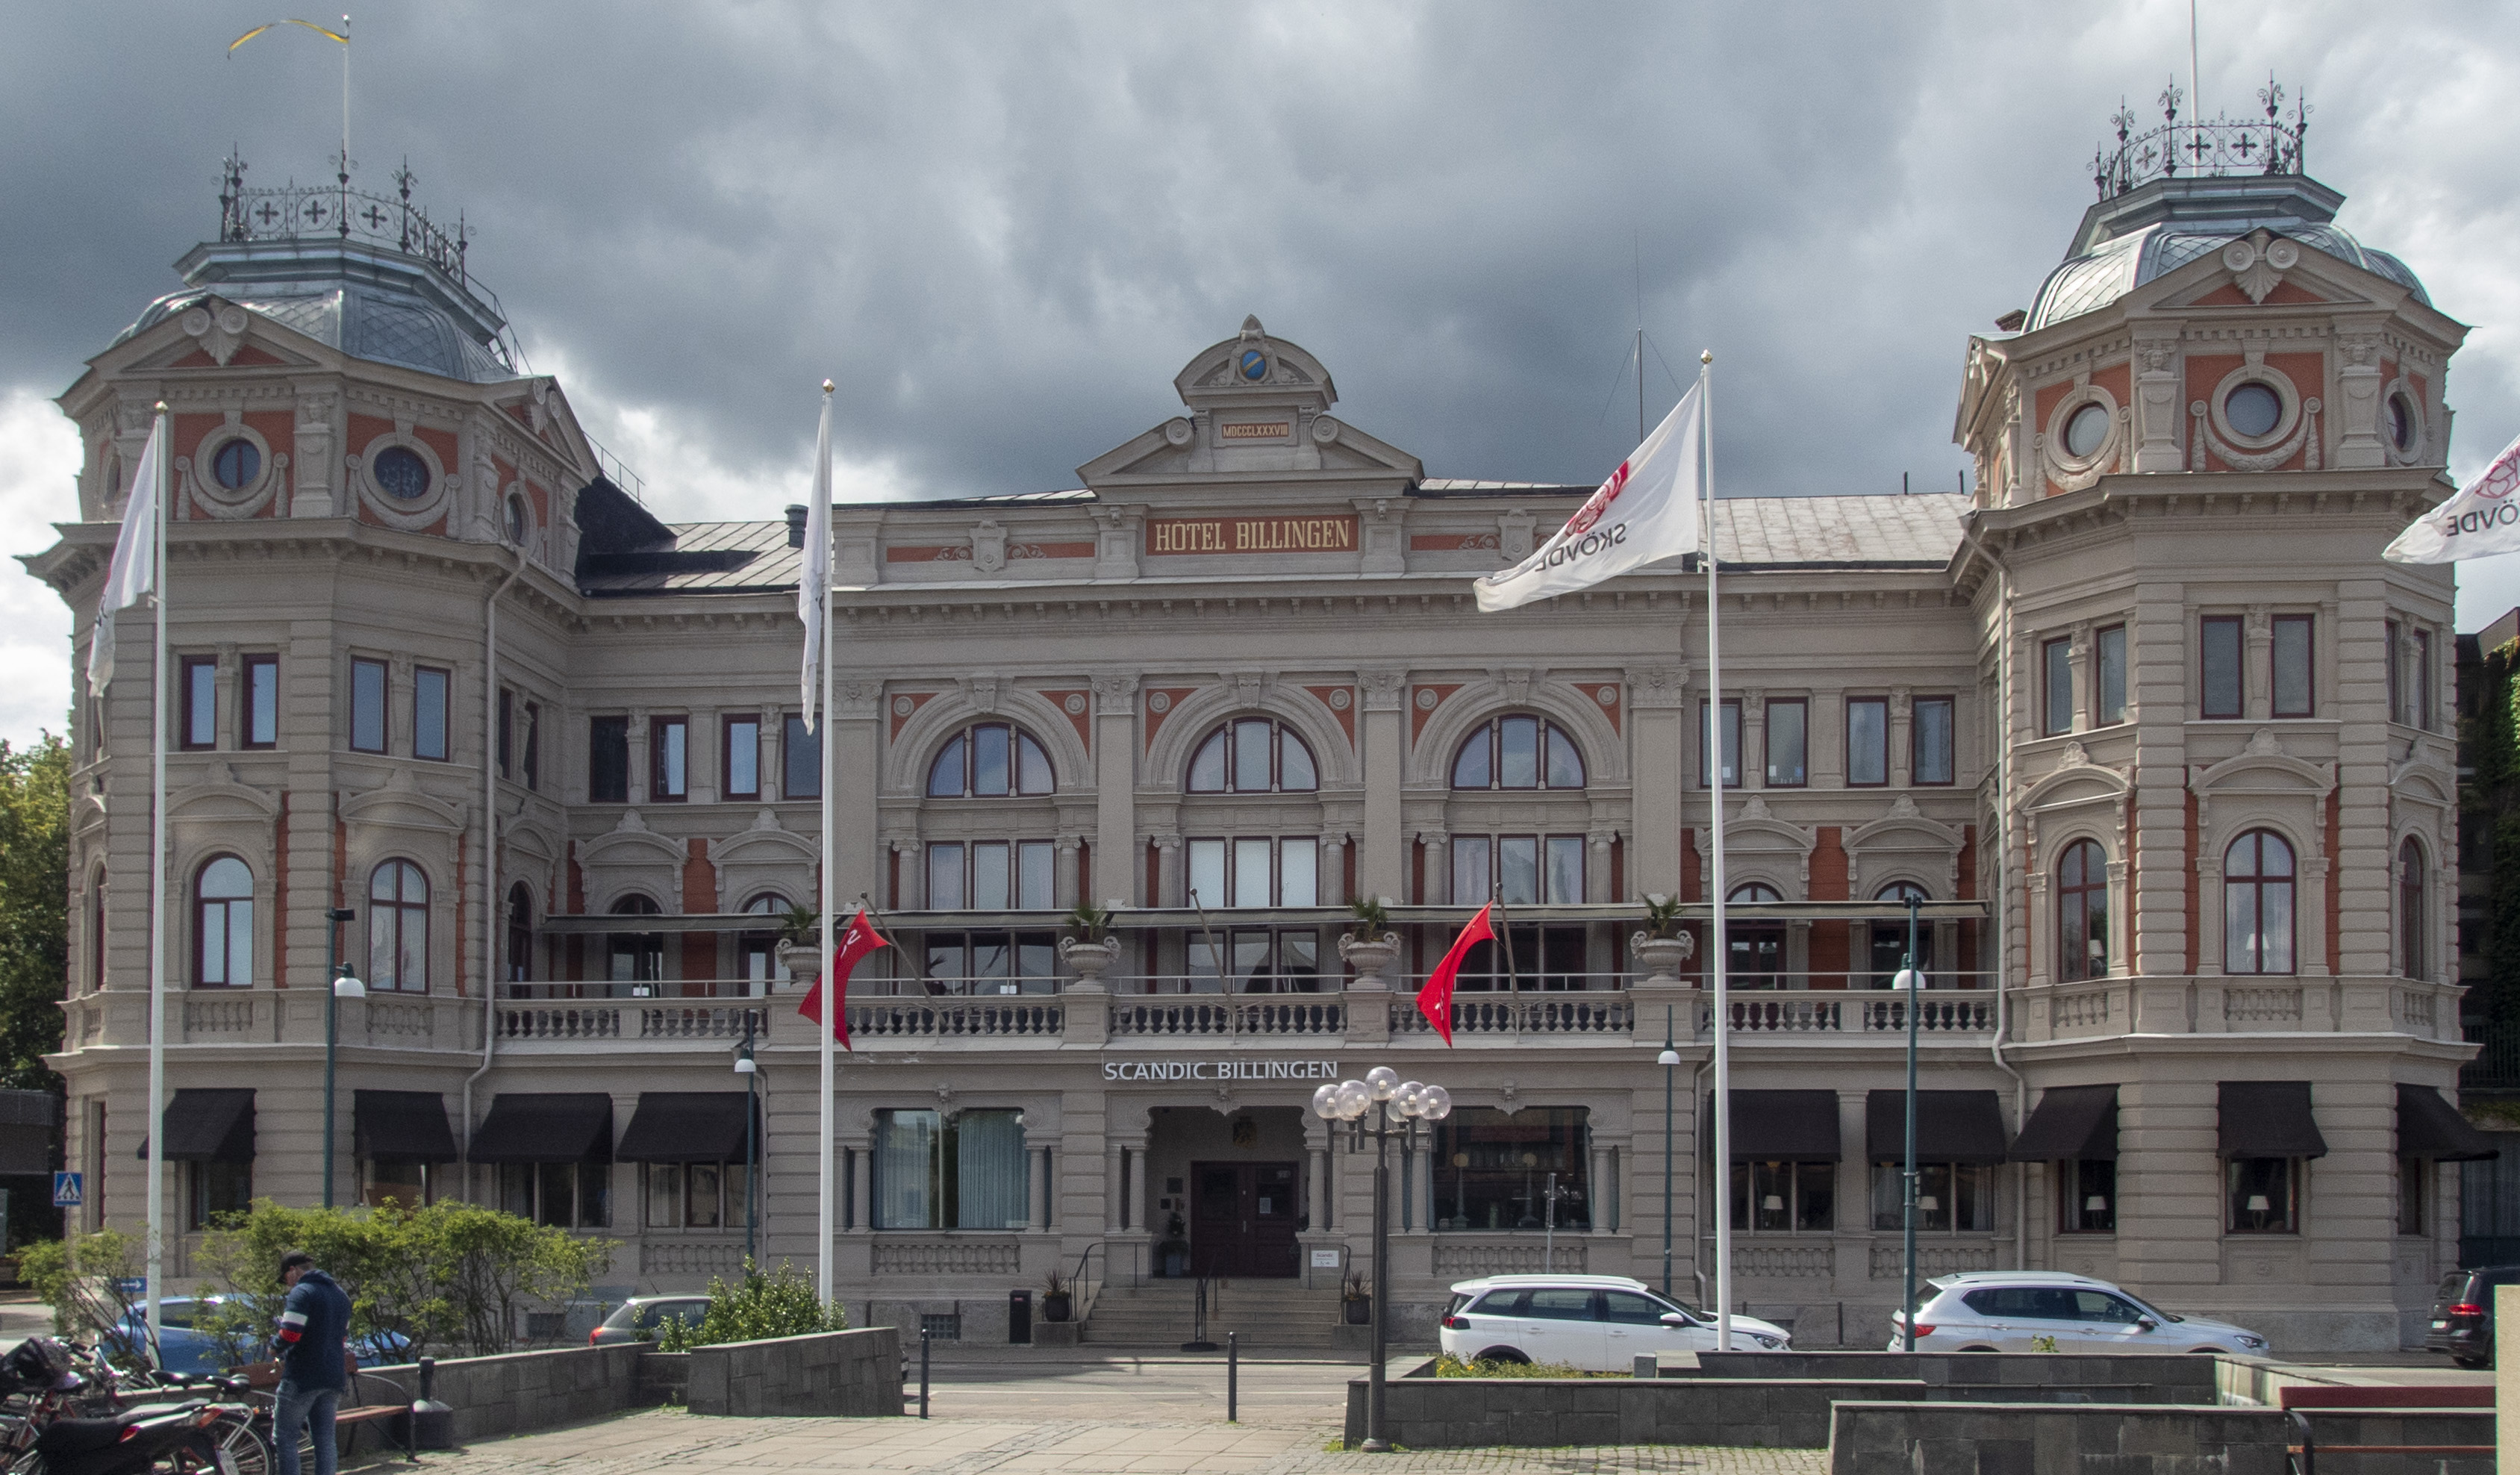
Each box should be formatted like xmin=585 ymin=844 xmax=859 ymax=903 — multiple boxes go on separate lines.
xmin=271 ymin=1249 xmax=352 ymax=1475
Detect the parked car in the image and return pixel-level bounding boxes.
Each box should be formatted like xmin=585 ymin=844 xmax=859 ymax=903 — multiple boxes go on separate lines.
xmin=106 ymin=1297 xmax=411 ymax=1374
xmin=1440 ymin=1273 xmax=1789 ymax=1370
xmin=589 ymin=1296 xmax=714 ymax=1347
xmin=2424 ymin=1265 xmax=2520 ymax=1368
xmin=1887 ymin=1271 xmax=2267 ymax=1356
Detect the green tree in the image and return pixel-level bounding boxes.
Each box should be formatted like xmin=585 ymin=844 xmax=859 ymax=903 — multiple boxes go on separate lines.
xmin=0 ymin=734 xmax=69 ymax=1093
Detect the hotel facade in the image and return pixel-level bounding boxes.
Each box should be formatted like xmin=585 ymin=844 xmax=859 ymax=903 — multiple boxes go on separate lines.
xmin=30 ymin=114 xmax=2489 ymax=1351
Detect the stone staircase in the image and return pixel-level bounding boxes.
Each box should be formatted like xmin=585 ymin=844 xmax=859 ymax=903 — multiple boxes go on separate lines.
xmin=1080 ymin=1278 xmax=1350 ymax=1350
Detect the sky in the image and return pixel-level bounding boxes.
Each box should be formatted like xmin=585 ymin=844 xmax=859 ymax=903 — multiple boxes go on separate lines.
xmin=2 ymin=1 xmax=2516 ymax=749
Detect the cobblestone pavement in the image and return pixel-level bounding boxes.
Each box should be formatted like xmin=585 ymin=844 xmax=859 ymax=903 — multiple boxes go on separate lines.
xmin=375 ymin=1355 xmax=1825 ymax=1474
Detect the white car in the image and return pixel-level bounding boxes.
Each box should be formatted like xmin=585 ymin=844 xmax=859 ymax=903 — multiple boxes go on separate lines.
xmin=1440 ymin=1273 xmax=1791 ymax=1370
xmin=1887 ymin=1270 xmax=2268 ymax=1356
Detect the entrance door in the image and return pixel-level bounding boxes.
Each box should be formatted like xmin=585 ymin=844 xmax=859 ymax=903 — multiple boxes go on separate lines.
xmin=1190 ymin=1161 xmax=1300 ymax=1277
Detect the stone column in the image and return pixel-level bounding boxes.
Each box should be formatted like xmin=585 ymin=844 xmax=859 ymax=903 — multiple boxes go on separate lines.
xmin=1054 ymin=835 xmax=1082 ymax=911
xmin=1091 ymin=674 xmax=1139 ymax=901
xmin=2331 ymin=324 xmax=2388 ymax=469
xmin=1153 ymin=835 xmax=1182 ymax=912
xmin=829 ymin=682 xmax=884 ymax=905
xmin=1591 ymin=1144 xmax=1616 ymax=1233
xmin=1890 ymin=688 xmax=1913 ymax=788
xmin=1628 ymin=666 xmax=1688 ymax=899
xmin=1358 ymin=670 xmax=1407 ymax=902
xmin=2070 ymin=624 xmax=2094 ymax=732
xmin=2130 ymin=330 xmax=2185 ymax=473
xmin=844 ymin=1137 xmax=873 ymax=1231
xmin=1418 ymin=832 xmax=1448 ymax=905
xmin=1741 ymin=689 xmax=1767 ymax=790
xmin=757 ymin=705 xmax=781 ymax=800
xmin=1318 ymin=832 xmax=1346 ymax=907
xmin=626 ymin=706 xmax=650 ymax=805
xmin=213 ymin=643 xmax=237 ymax=750
xmin=687 ymin=705 xmax=718 ymax=804
xmin=2245 ymin=608 xmax=2274 ymax=722
xmin=1588 ymin=830 xmax=1617 ymax=904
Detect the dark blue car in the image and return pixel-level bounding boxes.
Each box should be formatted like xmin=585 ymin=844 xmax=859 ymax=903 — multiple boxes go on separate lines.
xmin=107 ymin=1297 xmax=409 ymax=1375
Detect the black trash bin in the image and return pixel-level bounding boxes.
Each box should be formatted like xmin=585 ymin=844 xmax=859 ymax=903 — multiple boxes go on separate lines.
xmin=1009 ymin=1288 xmax=1032 ymax=1344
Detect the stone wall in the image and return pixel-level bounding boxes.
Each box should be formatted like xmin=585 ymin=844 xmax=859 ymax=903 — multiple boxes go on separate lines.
xmin=686 ymin=1326 xmax=902 ymax=1417
xmin=1830 ymin=1401 xmax=2493 ymax=1475
xmin=1665 ymin=1350 xmax=2221 ymax=1397
xmin=1347 ymin=1376 xmax=1932 ymax=1450
xmin=365 ymin=1345 xmax=649 ymax=1444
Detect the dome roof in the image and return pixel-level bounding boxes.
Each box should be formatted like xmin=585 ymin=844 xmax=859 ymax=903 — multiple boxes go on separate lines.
xmin=2026 ymin=174 xmax=2427 ymax=331
xmin=119 ymin=237 xmax=518 ymax=384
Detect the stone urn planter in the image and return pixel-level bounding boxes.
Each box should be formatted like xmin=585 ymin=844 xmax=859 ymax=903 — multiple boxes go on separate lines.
xmin=773 ymin=941 xmax=817 ymax=988
xmin=1338 ymin=932 xmax=1403 ymax=991
xmin=1631 ymin=931 xmax=1696 ymax=985
xmin=1061 ymin=937 xmax=1120 ymax=992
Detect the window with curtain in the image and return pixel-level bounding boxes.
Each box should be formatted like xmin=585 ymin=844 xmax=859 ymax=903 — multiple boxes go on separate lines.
xmin=367 ymin=860 xmax=429 ymax=992
xmin=499 ymin=1163 xmax=611 ymax=1229
xmin=1186 ymin=928 xmax=1323 ymax=993
xmin=2200 ymin=617 xmax=2243 ymax=720
xmin=1730 ymin=1161 xmax=1834 ymax=1232
xmin=2042 ymin=637 xmax=2074 ymax=734
xmin=1186 ymin=836 xmax=1318 ymax=908
xmin=918 ymin=932 xmax=1058 ymax=995
xmin=2399 ymin=838 xmax=2425 ymax=979
xmin=872 ymin=1108 xmax=1027 ymax=1229
xmin=1450 ymin=716 xmax=1584 ymax=790
xmin=1449 ymin=835 xmax=1582 ymax=907
xmin=1700 ymin=700 xmax=1740 ymax=788
xmin=1912 ymin=696 xmax=1955 ymax=785
xmin=643 ymin=1161 xmax=749 ymax=1230
xmin=2226 ymin=1157 xmax=2297 ymax=1233
xmin=929 ymin=723 xmax=1055 ymax=797
xmin=1847 ymin=698 xmax=1889 ymax=786
xmin=2095 ymin=626 xmax=2127 ymax=725
xmin=2056 ymin=839 xmax=2107 ymax=982
xmin=2271 ymin=615 xmax=2313 ymax=717
xmin=194 ymin=855 xmax=253 ymax=988
xmin=1870 ymin=1161 xmax=1995 ymax=1232
xmin=2059 ymin=1159 xmax=2115 ymax=1233
xmin=926 ymin=840 xmax=1058 ymax=911
xmin=1765 ymin=699 xmax=1807 ymax=786
xmin=1429 ymin=1106 xmax=1589 ymax=1232
xmin=2223 ymin=830 xmax=2296 ymax=975
xmin=1188 ymin=717 xmax=1319 ymax=793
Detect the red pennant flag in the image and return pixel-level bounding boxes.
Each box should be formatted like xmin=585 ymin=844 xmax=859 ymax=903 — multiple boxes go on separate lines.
xmin=1415 ymin=903 xmax=1494 ymax=1047
xmin=798 ymin=908 xmax=891 ymax=1052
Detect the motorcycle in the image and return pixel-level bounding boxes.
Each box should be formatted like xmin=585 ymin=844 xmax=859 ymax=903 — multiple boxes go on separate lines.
xmin=0 ymin=1341 xmax=246 ymax=1475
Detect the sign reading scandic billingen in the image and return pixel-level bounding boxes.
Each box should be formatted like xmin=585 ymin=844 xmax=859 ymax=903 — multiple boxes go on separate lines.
xmin=1102 ymin=1058 xmax=1339 ymax=1082
xmin=1146 ymin=514 xmax=1359 ymax=556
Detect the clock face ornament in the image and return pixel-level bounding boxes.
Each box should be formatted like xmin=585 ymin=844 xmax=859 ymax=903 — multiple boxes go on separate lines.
xmin=1238 ymin=349 xmax=1267 ymax=382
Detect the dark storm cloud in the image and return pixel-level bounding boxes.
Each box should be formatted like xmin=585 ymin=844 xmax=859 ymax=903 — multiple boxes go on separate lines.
xmin=2 ymin=1 xmax=2514 ymax=524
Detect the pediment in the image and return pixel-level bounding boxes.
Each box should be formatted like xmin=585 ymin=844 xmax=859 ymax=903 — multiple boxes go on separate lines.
xmin=339 ymin=772 xmax=465 ymax=833
xmin=123 ymin=296 xmax=326 ymax=372
xmin=2189 ymin=730 xmax=2335 ymax=796
xmin=2127 ymin=230 xmax=2401 ymax=318
xmin=714 ymin=809 xmax=818 ymax=864
xmin=2021 ymin=744 xmax=2131 ymax=811
xmin=2388 ymin=755 xmax=2454 ymax=809
xmin=1846 ymin=796 xmax=1963 ymax=855
xmin=1696 ymin=795 xmax=1814 ymax=855
xmin=577 ymin=808 xmax=687 ymax=865
xmin=168 ymin=764 xmax=281 ymax=822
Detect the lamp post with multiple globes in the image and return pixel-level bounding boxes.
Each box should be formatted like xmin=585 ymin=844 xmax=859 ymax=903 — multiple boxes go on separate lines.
xmin=1313 ymin=1066 xmax=1450 ymax=1455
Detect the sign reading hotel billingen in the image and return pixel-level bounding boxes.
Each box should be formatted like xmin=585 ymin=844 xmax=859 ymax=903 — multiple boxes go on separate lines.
xmin=1102 ymin=1058 xmax=1339 ymax=1082
xmin=1147 ymin=515 xmax=1358 ymax=555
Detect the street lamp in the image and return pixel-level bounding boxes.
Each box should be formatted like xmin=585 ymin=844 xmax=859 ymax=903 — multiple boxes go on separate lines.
xmin=1656 ymin=1008 xmax=1680 ymax=1299
xmin=735 ymin=1014 xmax=759 ymax=1264
xmin=320 ymin=906 xmax=361 ymax=1211
xmin=1314 ymin=1065 xmax=1450 ymax=1455
xmin=1892 ymin=889 xmax=1922 ymax=1353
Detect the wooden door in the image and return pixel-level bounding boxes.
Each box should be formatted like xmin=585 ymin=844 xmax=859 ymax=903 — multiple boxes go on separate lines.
xmin=1190 ymin=1161 xmax=1301 ymax=1277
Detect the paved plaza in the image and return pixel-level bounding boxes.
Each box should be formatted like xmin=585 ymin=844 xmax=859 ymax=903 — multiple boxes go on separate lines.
xmin=390 ymin=1353 xmax=1827 ymax=1474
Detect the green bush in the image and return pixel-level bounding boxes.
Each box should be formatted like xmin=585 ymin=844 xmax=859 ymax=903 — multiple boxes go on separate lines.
xmin=19 ymin=1229 xmax=145 ymax=1351
xmin=1432 ymin=1352 xmax=1609 ymax=1379
xmin=661 ymin=1259 xmax=844 ymax=1349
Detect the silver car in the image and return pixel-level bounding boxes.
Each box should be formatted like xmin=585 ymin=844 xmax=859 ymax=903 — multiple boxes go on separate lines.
xmin=1888 ymin=1270 xmax=2268 ymax=1355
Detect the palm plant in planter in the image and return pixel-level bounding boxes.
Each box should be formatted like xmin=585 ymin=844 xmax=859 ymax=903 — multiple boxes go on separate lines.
xmin=1341 ymin=1267 xmax=1372 ymax=1324
xmin=773 ymin=904 xmax=822 ymax=983
xmin=1630 ymin=894 xmax=1696 ymax=983
xmin=1338 ymin=896 xmax=1402 ymax=988
xmin=1041 ymin=1269 xmax=1073 ymax=1323
xmin=1060 ymin=902 xmax=1120 ymax=990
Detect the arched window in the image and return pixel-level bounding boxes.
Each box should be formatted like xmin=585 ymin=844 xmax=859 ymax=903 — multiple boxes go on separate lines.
xmin=928 ymin=723 xmax=1054 ymax=798
xmin=505 ymin=883 xmax=534 ymax=985
xmin=2057 ymin=840 xmax=2108 ymax=982
xmin=1728 ymin=882 xmax=1785 ymax=987
xmin=608 ymin=894 xmax=664 ymax=985
xmin=1869 ymin=881 xmax=1932 ymax=986
xmin=2399 ymin=838 xmax=2426 ymax=979
xmin=1452 ymin=716 xmax=1585 ymax=790
xmin=740 ymin=892 xmax=790 ymax=985
xmin=368 ymin=860 xmax=430 ymax=993
xmin=2223 ymin=830 xmax=2296 ymax=976
xmin=1186 ymin=718 xmax=1317 ymax=794
xmin=194 ymin=855 xmax=254 ymax=988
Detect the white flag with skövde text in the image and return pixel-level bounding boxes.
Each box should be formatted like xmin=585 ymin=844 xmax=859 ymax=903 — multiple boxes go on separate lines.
xmin=86 ymin=415 xmax=167 ymax=696
xmin=1473 ymin=378 xmax=1704 ymax=612
xmin=799 ymin=384 xmax=834 ymax=729
xmin=2384 ymin=426 xmax=2520 ymax=564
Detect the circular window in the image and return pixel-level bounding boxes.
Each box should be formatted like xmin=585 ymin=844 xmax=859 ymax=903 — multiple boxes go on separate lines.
xmin=505 ymin=493 xmax=531 ymax=544
xmin=2389 ymin=394 xmax=2417 ymax=453
xmin=2063 ymin=403 xmax=2110 ymax=459
xmin=2223 ymin=383 xmax=2283 ymax=440
xmin=210 ymin=439 xmax=261 ymax=490
xmin=372 ymin=446 xmax=431 ymax=501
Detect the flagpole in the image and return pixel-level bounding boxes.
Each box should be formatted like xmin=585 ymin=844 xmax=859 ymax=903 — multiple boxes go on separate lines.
xmin=813 ymin=383 xmax=837 ymax=1307
xmin=143 ymin=402 xmax=170 ymax=1354
xmin=1699 ymin=352 xmax=1732 ymax=1351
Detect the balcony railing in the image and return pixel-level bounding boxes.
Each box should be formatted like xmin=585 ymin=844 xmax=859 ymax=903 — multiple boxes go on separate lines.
xmin=1391 ymin=996 xmax=1635 ymax=1038
xmin=1109 ymin=997 xmax=1348 ymax=1038
xmin=847 ymin=1000 xmax=1064 ymax=1039
xmin=493 ymin=999 xmax=765 ymax=1042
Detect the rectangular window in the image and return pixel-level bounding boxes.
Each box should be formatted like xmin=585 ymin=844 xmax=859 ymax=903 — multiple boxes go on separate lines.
xmin=1450 ymin=836 xmax=1490 ymax=905
xmin=725 ymin=717 xmax=761 ymax=799
xmin=180 ymin=657 xmax=216 ymax=749
xmin=1497 ymin=836 xmax=1539 ymax=906
xmin=497 ymin=689 xmax=514 ymax=777
xmin=1700 ymin=699 xmax=1741 ymax=788
xmin=1765 ymin=698 xmax=1807 ymax=787
xmin=2225 ymin=1156 xmax=2297 ymax=1234
xmin=928 ymin=843 xmax=967 ymax=909
xmin=2271 ymin=616 xmax=2313 ymax=717
xmin=1188 ymin=838 xmax=1226 ymax=909
xmin=971 ymin=841 xmax=1011 ymax=910
xmin=2199 ymin=616 xmax=2243 ymax=719
xmin=1847 ymin=698 xmax=1889 ymax=787
xmin=2415 ymin=629 xmax=2435 ymax=731
xmin=1870 ymin=1161 xmax=1995 ymax=1233
xmin=413 ymin=667 xmax=450 ymax=761
xmin=783 ymin=715 xmax=821 ymax=799
xmin=243 ymin=655 xmax=278 ymax=749
xmin=2398 ymin=1156 xmax=2426 ymax=1236
xmin=1232 ymin=838 xmax=1273 ymax=908
xmin=1279 ymin=838 xmax=1318 ymax=908
xmin=2042 ymin=636 xmax=2074 ymax=735
xmin=1544 ymin=836 xmax=1584 ymax=904
xmin=1731 ymin=1160 xmax=1836 ymax=1233
xmin=349 ymin=658 xmax=387 ymax=752
xmin=873 ymin=1108 xmax=1027 ymax=1230
xmin=187 ymin=1161 xmax=253 ymax=1231
xmin=361 ymin=1159 xmax=432 ymax=1210
xmin=499 ymin=1163 xmax=611 ymax=1230
xmin=2385 ymin=620 xmax=2404 ymax=724
xmin=522 ymin=702 xmax=540 ymax=790
xmin=651 ymin=717 xmax=687 ymax=801
xmin=2059 ymin=1159 xmax=2116 ymax=1234
xmin=2095 ymin=625 xmax=2127 ymax=726
xmin=1912 ymin=697 xmax=1954 ymax=785
xmin=1017 ymin=840 xmax=1055 ymax=910
xmin=588 ymin=716 xmax=630 ymax=802
xmin=1432 ymin=1107 xmax=1590 ymax=1232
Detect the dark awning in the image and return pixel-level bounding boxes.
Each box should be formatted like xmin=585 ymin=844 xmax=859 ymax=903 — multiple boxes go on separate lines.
xmin=2009 ymin=1085 xmax=2118 ymax=1162
xmin=2398 ymin=1085 xmax=2498 ymax=1161
xmin=614 ymin=1093 xmax=758 ymax=1164
xmin=2218 ymin=1081 xmax=2327 ymax=1160
xmin=469 ymin=1094 xmax=613 ymax=1164
xmin=1866 ymin=1090 xmax=2009 ymax=1164
xmin=1713 ymin=1090 xmax=1841 ymax=1161
xmin=354 ymin=1091 xmax=458 ymax=1162
xmin=136 ymin=1089 xmax=255 ymax=1163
